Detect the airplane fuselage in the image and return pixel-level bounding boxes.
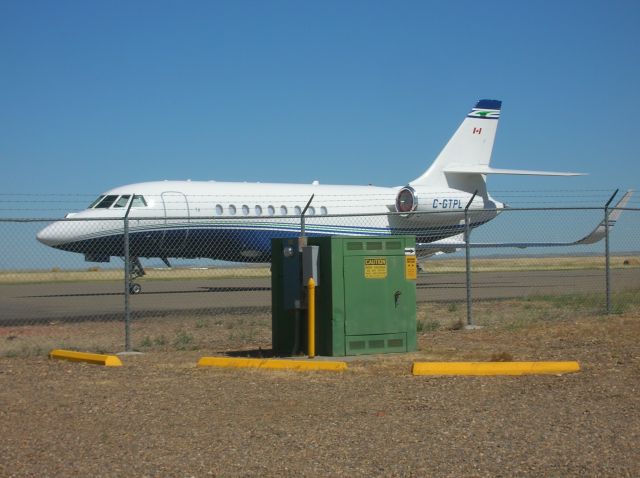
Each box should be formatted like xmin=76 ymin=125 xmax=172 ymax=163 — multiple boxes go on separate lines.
xmin=37 ymin=180 xmax=500 ymax=263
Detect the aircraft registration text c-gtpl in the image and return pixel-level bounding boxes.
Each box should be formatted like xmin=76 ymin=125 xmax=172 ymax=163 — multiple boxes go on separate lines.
xmin=432 ymin=198 xmax=464 ymax=209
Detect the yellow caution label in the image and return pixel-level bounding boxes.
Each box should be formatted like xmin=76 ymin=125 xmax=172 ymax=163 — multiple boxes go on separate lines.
xmin=364 ymin=257 xmax=387 ymax=279
xmin=405 ymin=255 xmax=417 ymax=280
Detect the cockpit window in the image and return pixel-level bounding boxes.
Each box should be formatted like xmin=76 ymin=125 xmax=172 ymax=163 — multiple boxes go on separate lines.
xmin=95 ymin=195 xmax=118 ymax=209
xmin=113 ymin=195 xmax=131 ymax=208
xmin=131 ymin=195 xmax=147 ymax=207
xmin=89 ymin=195 xmax=105 ymax=208
xmin=89 ymin=194 xmax=146 ymax=209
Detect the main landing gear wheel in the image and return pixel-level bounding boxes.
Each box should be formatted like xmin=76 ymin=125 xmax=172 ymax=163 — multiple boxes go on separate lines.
xmin=124 ymin=257 xmax=146 ymax=295
xmin=129 ymin=283 xmax=142 ymax=295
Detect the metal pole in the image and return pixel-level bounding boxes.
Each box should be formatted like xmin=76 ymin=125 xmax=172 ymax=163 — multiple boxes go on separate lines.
xmin=464 ymin=190 xmax=478 ymax=327
xmin=292 ymin=193 xmax=315 ymax=355
xmin=299 ymin=193 xmax=314 ymax=246
xmin=123 ymin=197 xmax=135 ymax=351
xmin=307 ymin=278 xmax=316 ymax=359
xmin=604 ymin=189 xmax=618 ymax=314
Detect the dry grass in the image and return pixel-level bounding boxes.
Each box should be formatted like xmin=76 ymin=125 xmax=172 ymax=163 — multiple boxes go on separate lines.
xmin=1 ymin=255 xmax=638 ymax=284
xmin=2 ymin=290 xmax=638 ymax=358
xmin=424 ymin=254 xmax=640 ymax=273
xmin=0 ymin=310 xmax=274 ymax=358
xmin=0 ymin=266 xmax=272 ymax=284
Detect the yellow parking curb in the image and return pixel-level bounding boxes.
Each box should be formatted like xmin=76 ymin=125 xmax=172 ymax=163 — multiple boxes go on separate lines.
xmin=49 ymin=349 xmax=123 ymax=367
xmin=197 ymin=356 xmax=347 ymax=372
xmin=412 ymin=361 xmax=580 ymax=376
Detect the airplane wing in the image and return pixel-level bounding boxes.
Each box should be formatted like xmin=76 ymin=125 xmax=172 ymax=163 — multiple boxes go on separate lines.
xmin=416 ymin=190 xmax=633 ymax=253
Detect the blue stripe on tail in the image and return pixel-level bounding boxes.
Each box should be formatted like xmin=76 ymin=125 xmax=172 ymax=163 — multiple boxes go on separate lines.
xmin=474 ymin=99 xmax=502 ymax=110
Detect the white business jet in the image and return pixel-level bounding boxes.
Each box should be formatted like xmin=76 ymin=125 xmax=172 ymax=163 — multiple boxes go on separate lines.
xmin=37 ymin=99 xmax=631 ymax=293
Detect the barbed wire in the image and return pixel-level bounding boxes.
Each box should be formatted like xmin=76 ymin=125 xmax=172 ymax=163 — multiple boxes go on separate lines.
xmin=0 ymin=189 xmax=626 ymax=197
xmin=0 ymin=190 xmax=634 ymax=213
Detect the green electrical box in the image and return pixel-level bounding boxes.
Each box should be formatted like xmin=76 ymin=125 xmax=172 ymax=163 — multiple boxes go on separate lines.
xmin=272 ymin=235 xmax=417 ymax=357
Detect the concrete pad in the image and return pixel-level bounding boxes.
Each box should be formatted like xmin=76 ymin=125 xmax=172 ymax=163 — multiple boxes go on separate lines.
xmin=197 ymin=356 xmax=347 ymax=372
xmin=412 ymin=361 xmax=581 ymax=376
xmin=50 ymin=349 xmax=123 ymax=367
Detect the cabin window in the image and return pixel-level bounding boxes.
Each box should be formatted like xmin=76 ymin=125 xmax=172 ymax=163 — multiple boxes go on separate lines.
xmin=308 ymin=206 xmax=315 ymax=215
xmin=320 ymin=206 xmax=328 ymax=215
xmin=229 ymin=205 xmax=237 ymax=215
xmin=89 ymin=195 xmax=105 ymax=208
xmin=131 ymin=195 xmax=147 ymax=207
xmin=294 ymin=206 xmax=302 ymax=215
xmin=255 ymin=205 xmax=263 ymax=216
xmin=242 ymin=205 xmax=250 ymax=216
xmin=280 ymin=205 xmax=288 ymax=215
xmin=95 ymin=195 xmax=118 ymax=209
xmin=215 ymin=204 xmax=223 ymax=215
xmin=267 ymin=205 xmax=275 ymax=216
xmin=113 ymin=195 xmax=131 ymax=208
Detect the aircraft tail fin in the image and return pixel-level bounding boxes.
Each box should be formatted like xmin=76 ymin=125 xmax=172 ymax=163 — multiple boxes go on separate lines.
xmin=409 ymin=99 xmax=584 ymax=192
xmin=410 ymin=99 xmax=502 ymax=191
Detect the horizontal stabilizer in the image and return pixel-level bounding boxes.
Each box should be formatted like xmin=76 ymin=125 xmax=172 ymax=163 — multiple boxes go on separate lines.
xmin=443 ymin=165 xmax=585 ymax=176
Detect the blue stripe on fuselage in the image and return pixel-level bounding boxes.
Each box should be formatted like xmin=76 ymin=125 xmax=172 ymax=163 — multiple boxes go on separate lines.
xmin=52 ymin=221 xmax=489 ymax=262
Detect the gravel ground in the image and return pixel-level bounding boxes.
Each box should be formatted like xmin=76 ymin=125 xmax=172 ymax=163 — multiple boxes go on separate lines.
xmin=1 ymin=302 xmax=639 ymax=477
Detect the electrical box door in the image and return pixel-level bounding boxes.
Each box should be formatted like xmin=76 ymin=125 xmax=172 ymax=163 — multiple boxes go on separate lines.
xmin=343 ymin=255 xmax=411 ymax=336
xmin=341 ymin=238 xmax=416 ymax=355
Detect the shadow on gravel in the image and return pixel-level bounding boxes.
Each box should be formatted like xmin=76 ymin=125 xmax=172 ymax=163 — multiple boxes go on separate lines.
xmin=225 ymin=348 xmax=276 ymax=358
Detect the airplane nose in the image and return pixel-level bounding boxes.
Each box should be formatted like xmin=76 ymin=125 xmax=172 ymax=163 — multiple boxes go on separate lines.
xmin=36 ymin=224 xmax=55 ymax=246
xmin=36 ymin=222 xmax=67 ymax=247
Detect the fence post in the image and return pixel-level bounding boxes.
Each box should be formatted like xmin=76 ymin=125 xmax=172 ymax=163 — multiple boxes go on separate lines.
xmin=604 ymin=189 xmax=618 ymax=314
xmin=123 ymin=198 xmax=135 ymax=351
xmin=464 ymin=190 xmax=478 ymax=327
xmin=299 ymin=194 xmax=314 ymax=240
xmin=290 ymin=194 xmax=315 ymax=355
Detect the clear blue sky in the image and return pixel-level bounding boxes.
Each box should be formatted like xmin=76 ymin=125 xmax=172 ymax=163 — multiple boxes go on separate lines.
xmin=2 ymin=0 xmax=639 ymax=200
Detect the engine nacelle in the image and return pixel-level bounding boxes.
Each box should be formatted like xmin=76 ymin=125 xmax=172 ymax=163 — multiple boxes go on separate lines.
xmin=395 ymin=186 xmax=418 ymax=213
xmin=394 ymin=186 xmax=503 ymax=228
xmin=395 ymin=186 xmax=476 ymax=213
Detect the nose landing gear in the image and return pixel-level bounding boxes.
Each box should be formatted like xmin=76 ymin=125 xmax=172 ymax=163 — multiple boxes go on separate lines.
xmin=129 ymin=282 xmax=142 ymax=295
xmin=127 ymin=257 xmax=146 ymax=294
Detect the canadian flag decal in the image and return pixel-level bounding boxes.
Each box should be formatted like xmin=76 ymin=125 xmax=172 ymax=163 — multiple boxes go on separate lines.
xmin=473 ymin=127 xmax=482 ymax=135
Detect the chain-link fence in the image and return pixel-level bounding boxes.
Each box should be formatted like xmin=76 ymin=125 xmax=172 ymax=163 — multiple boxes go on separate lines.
xmin=1 ymin=197 xmax=638 ymax=356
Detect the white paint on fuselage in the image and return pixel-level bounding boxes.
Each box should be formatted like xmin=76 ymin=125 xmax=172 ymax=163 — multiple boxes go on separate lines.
xmin=37 ymin=180 xmax=495 ymax=249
